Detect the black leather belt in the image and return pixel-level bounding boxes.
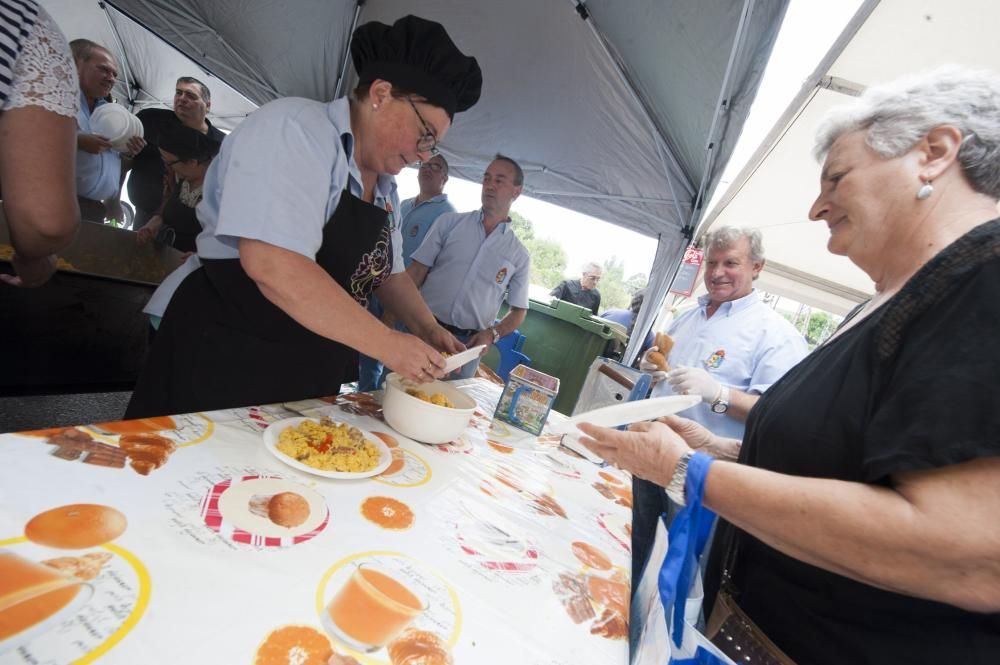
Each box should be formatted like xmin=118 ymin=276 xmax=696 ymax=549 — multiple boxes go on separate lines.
xmin=435 ymin=318 xmax=477 ymax=337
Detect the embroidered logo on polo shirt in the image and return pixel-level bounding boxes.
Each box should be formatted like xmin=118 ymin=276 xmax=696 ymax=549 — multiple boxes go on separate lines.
xmin=495 ymin=267 xmax=508 ymax=284
xmin=704 ymin=349 xmax=726 ymax=370
xmin=409 ymin=225 xmax=419 ymax=237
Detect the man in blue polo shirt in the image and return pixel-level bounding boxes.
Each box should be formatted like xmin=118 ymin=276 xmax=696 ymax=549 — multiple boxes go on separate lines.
xmin=629 ymin=226 xmax=809 ymax=596
xmin=407 ymin=154 xmax=531 ymax=378
xmin=357 ymin=154 xmax=456 ymax=391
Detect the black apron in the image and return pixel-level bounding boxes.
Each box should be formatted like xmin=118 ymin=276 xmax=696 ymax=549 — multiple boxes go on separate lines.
xmin=126 ymin=187 xmax=393 ymax=418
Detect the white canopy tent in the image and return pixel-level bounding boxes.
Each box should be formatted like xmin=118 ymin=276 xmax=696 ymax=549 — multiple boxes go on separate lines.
xmin=44 ymin=0 xmax=790 ymax=360
xmin=702 ymin=0 xmax=1000 ymax=315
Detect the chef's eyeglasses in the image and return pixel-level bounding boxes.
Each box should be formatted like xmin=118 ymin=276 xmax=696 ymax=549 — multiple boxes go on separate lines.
xmin=407 ymin=96 xmax=439 ymax=156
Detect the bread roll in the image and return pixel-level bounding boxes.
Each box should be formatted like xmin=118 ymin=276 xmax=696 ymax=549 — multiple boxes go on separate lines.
xmin=646 ymin=351 xmax=669 ymax=372
xmin=654 ymin=332 xmax=675 ymax=357
xmin=267 ymin=492 xmax=310 ymax=528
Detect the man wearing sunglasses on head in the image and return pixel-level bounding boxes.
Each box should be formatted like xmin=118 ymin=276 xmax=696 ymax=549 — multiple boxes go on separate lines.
xmin=358 ymin=154 xmax=456 ymax=390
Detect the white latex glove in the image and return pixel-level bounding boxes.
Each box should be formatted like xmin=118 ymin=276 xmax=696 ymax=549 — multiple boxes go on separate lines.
xmin=638 ymin=346 xmax=668 ymax=383
xmin=666 ymin=366 xmax=722 ymax=403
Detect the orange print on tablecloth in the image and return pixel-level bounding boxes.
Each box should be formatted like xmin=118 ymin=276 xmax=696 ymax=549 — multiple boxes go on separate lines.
xmin=598 ymin=470 xmax=624 ymax=486
xmin=372 ymin=431 xmax=400 ymax=448
xmin=571 ymin=541 xmax=613 ymax=571
xmin=487 ymin=440 xmax=514 ymax=454
xmin=253 ymin=624 xmax=334 ymax=665
xmin=381 ymin=449 xmax=406 ymax=476
xmin=360 ymin=496 xmax=415 ymax=530
xmin=25 ymin=503 xmax=127 ymax=549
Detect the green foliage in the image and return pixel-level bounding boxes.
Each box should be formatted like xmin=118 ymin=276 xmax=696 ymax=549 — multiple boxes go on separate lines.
xmin=806 ymin=311 xmax=839 ymax=346
xmin=511 ymin=211 xmax=566 ymax=288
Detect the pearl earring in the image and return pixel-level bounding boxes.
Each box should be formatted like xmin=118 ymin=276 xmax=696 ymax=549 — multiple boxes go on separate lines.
xmin=916 ymin=179 xmax=934 ymax=200
xmin=372 ymin=103 xmax=379 ymax=110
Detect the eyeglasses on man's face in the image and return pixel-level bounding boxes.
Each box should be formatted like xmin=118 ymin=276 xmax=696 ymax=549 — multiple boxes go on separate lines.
xmin=406 ymin=96 xmax=439 ymax=156
xmin=418 ymin=161 xmax=444 ymax=173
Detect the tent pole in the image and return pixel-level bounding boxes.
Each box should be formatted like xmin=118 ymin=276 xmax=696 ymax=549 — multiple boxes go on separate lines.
xmin=688 ymin=0 xmax=756 ymax=235
xmin=334 ymin=2 xmax=365 ymax=99
xmin=100 ymin=2 xmax=135 ymax=109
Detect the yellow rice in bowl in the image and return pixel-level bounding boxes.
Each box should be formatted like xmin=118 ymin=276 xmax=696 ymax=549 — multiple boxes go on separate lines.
xmin=276 ymin=417 xmax=381 ymax=472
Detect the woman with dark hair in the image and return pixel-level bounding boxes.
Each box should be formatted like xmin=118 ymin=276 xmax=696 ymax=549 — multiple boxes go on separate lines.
xmin=135 ymin=123 xmax=219 ymax=253
xmin=128 ymin=15 xmax=482 ymax=417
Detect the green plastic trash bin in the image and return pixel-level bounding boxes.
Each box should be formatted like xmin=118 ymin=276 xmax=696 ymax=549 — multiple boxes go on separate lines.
xmin=484 ymin=297 xmax=615 ymax=414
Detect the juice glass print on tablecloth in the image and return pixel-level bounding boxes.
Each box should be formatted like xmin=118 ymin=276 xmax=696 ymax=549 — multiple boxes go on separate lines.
xmin=323 ymin=562 xmax=427 ymax=652
xmin=0 ymin=550 xmax=93 ymax=654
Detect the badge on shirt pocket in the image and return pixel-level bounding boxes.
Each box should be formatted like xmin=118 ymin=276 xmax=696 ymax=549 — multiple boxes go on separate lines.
xmin=490 ymin=260 xmax=515 ymax=289
xmin=704 ymin=348 xmax=726 ymax=370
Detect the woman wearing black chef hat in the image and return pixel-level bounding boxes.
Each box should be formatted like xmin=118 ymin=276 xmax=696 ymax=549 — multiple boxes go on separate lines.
xmin=127 ymin=15 xmax=482 ymax=418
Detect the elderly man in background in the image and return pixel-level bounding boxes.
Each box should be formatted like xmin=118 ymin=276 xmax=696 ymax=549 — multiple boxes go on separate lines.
xmin=631 ymin=226 xmax=808 ymax=585
xmin=127 ymin=76 xmax=225 ymax=230
xmin=71 ymin=39 xmax=143 ymax=224
xmin=358 ymin=154 xmax=456 ymax=390
xmin=407 ymin=154 xmax=531 ymax=378
xmin=550 ymin=261 xmax=603 ymax=314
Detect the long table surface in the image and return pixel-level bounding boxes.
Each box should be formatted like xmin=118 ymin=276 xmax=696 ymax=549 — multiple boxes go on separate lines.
xmin=0 ymin=379 xmax=633 ymax=664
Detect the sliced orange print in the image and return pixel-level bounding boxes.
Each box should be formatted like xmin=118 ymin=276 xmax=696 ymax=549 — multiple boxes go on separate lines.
xmin=487 ymin=440 xmax=514 ymax=454
xmin=571 ymin=541 xmax=613 ymax=571
xmin=253 ymin=624 xmax=333 ymax=665
xmin=360 ymin=496 xmax=415 ymax=530
xmin=371 ymin=431 xmax=400 ymax=448
xmin=381 ymin=450 xmax=406 ymax=476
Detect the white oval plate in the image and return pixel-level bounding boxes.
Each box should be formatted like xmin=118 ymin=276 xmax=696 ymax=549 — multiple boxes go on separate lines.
xmin=442 ymin=344 xmax=487 ymax=374
xmin=550 ymin=394 xmax=702 ymax=435
xmin=263 ymin=417 xmax=391 ymax=479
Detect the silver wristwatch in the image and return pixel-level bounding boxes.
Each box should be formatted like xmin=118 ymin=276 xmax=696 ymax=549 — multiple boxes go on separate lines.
xmin=490 ymin=326 xmax=500 ymax=343
xmin=665 ymin=450 xmax=696 ymax=506
xmin=710 ymin=385 xmax=730 ymax=414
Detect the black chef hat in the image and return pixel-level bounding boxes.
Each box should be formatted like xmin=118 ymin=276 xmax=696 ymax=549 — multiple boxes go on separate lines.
xmin=351 ymin=15 xmax=482 ymax=119
xmin=158 ymin=120 xmax=220 ymax=163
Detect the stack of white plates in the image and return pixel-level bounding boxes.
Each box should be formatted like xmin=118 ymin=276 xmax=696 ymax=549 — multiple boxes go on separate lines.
xmin=89 ymin=103 xmax=143 ymax=152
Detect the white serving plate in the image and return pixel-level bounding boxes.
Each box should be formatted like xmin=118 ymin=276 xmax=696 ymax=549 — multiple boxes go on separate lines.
xmin=262 ymin=417 xmax=391 ymax=479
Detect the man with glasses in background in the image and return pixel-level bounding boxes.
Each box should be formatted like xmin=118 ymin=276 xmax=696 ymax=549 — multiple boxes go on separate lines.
xmin=126 ymin=76 xmax=224 ymax=230
xmin=406 ymin=154 xmax=531 ymax=378
xmin=71 ymin=38 xmax=145 ymax=224
xmin=357 ymin=153 xmax=456 ymax=390
xmin=550 ymin=261 xmax=603 ymax=314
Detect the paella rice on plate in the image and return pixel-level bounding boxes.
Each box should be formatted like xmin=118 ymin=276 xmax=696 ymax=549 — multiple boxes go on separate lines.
xmin=276 ymin=417 xmax=381 ymax=472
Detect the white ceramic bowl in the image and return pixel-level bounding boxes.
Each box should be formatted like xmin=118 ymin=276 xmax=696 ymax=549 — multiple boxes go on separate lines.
xmin=382 ymin=373 xmax=477 ymax=444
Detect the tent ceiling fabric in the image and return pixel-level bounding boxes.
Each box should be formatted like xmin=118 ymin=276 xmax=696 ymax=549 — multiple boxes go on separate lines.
xmin=87 ymin=0 xmax=786 ymax=243
xmin=704 ymin=0 xmax=1000 ymax=314
xmin=43 ymin=0 xmax=258 ymax=131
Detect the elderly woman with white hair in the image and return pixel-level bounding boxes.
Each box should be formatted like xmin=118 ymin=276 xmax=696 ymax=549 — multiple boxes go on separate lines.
xmin=580 ymin=65 xmax=1000 ymax=664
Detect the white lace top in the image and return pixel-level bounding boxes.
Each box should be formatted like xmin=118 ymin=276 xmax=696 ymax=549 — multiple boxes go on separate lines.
xmin=2 ymin=5 xmax=78 ymax=117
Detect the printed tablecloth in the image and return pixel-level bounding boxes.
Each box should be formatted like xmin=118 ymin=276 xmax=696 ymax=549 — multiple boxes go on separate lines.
xmin=0 ymin=379 xmax=632 ymax=664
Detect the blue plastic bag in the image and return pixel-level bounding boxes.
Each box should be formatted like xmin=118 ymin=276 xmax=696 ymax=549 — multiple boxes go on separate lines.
xmin=656 ymin=452 xmax=731 ymax=665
